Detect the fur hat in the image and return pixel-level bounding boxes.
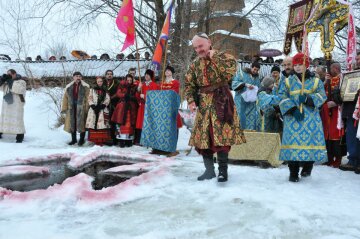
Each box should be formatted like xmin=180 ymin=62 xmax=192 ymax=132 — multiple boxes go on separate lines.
xmin=292 ymin=53 xmax=310 ymax=68
xmin=73 ymin=71 xmax=82 ymax=77
xmin=145 ymin=69 xmax=155 ymax=80
xmin=165 ymin=65 xmax=175 ymax=74
xmin=271 ymin=65 xmax=280 ymax=73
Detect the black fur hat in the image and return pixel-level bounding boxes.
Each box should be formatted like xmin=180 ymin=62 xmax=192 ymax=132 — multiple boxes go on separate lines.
xmin=145 ymin=69 xmax=154 ymax=80
xmin=165 ymin=65 xmax=175 ymax=74
xmin=73 ymin=71 xmax=82 ymax=77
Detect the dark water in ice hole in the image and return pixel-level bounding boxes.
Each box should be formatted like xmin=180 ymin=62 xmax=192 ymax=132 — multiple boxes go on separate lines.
xmin=0 ymin=157 xmax=147 ymax=192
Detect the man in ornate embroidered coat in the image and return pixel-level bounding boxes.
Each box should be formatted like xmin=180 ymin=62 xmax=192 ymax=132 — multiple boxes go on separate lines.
xmin=185 ymin=32 xmax=246 ymax=182
xmin=0 ymin=69 xmax=26 ymax=143
xmin=232 ymin=62 xmax=261 ymax=130
xmin=320 ymin=62 xmax=344 ymax=168
xmin=278 ymin=53 xmax=327 ymax=182
xmin=61 ymin=72 xmax=90 ymax=146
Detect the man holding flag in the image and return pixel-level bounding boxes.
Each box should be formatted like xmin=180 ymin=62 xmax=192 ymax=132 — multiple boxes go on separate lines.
xmin=140 ymin=1 xmax=181 ymax=156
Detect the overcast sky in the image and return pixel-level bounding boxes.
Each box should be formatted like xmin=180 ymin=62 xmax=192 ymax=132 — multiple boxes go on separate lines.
xmin=0 ymin=0 xmax=348 ymax=61
xmin=0 ymin=0 xmax=126 ymax=60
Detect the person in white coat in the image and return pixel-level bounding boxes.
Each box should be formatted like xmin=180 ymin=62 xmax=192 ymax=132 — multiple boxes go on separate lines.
xmin=85 ymin=77 xmax=111 ymax=146
xmin=0 ymin=69 xmax=27 ymax=143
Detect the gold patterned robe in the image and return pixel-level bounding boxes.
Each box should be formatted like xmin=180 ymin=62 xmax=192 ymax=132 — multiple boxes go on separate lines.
xmin=184 ymin=51 xmax=245 ymax=149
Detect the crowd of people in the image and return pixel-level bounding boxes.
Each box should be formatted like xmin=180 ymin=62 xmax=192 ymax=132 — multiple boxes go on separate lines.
xmin=4 ymin=51 xmax=153 ymax=62
xmin=184 ymin=32 xmax=360 ymax=183
xmin=59 ymin=66 xmax=182 ymax=156
xmin=229 ymin=51 xmax=360 ymax=181
xmin=0 ymin=32 xmax=359 ymax=184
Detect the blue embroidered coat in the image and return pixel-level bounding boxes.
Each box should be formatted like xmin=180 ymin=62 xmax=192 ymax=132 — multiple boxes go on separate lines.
xmin=278 ymin=73 xmax=327 ymax=162
xmin=232 ymin=68 xmax=261 ymax=130
xmin=258 ymin=90 xmax=282 ymax=133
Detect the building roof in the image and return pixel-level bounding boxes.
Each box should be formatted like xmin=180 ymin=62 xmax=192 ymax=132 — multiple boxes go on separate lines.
xmin=210 ymin=30 xmax=265 ymax=43
xmin=0 ymin=59 xmax=151 ymax=78
xmin=208 ymin=11 xmax=245 ymax=19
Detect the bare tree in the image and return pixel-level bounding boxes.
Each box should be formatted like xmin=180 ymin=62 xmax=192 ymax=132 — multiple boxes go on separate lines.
xmin=44 ymin=42 xmax=70 ymax=59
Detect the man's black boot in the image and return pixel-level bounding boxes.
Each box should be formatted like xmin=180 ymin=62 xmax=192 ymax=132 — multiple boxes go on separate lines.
xmin=16 ymin=134 xmax=24 ymax=143
xmin=78 ymin=132 xmax=86 ymax=146
xmin=197 ymin=155 xmax=216 ymax=181
xmin=217 ymin=152 xmax=229 ymax=182
xmin=288 ymin=161 xmax=300 ymax=182
xmin=68 ymin=132 xmax=77 ymax=145
xmin=301 ymin=161 xmax=314 ymax=177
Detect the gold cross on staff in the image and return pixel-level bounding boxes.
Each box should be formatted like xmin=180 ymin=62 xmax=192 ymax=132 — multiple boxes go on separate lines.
xmin=306 ymin=0 xmax=348 ymax=59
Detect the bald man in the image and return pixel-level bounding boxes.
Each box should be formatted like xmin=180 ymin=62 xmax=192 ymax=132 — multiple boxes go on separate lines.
xmin=274 ymin=56 xmax=294 ymax=96
xmin=184 ymin=32 xmax=245 ymax=182
xmin=281 ymin=57 xmax=293 ymax=78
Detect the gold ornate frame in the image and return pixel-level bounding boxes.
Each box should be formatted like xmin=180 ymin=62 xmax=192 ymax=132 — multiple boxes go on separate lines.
xmin=340 ymin=70 xmax=360 ymax=102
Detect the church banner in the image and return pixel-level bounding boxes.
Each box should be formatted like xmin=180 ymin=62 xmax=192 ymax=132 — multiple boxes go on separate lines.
xmin=283 ymin=0 xmax=314 ymax=55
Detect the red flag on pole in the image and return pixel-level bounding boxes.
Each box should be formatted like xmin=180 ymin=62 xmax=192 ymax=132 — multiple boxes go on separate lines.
xmin=116 ymin=0 xmax=135 ymax=52
xmin=346 ymin=5 xmax=356 ymax=71
xmin=152 ymin=3 xmax=174 ymax=69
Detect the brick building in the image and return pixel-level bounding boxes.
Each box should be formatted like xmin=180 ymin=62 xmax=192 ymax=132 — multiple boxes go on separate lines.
xmin=191 ymin=0 xmax=264 ymax=59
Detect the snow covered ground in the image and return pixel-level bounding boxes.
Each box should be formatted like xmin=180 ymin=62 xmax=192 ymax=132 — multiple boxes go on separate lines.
xmin=0 ymin=90 xmax=360 ymax=239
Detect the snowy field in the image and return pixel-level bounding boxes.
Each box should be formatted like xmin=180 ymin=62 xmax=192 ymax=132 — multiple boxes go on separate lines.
xmin=0 ymin=89 xmax=360 ymax=239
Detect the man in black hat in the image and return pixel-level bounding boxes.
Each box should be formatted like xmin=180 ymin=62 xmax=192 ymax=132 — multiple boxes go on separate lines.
xmin=104 ymin=69 xmax=119 ymax=145
xmin=135 ymin=69 xmax=159 ymax=145
xmin=61 ymin=71 xmax=90 ymax=146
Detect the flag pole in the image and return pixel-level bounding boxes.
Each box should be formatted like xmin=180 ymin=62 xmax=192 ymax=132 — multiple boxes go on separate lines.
xmin=300 ymin=52 xmax=306 ymax=113
xmin=134 ymin=31 xmax=143 ymax=94
xmin=160 ymin=41 xmax=169 ymax=90
xmin=300 ymin=25 xmax=308 ymax=114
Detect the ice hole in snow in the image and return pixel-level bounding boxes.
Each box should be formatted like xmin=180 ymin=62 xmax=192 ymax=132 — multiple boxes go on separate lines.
xmin=0 ymin=155 xmax=149 ymax=192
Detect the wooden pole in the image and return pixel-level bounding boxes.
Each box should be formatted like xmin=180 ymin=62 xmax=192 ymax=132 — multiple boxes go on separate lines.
xmin=134 ymin=32 xmax=143 ymax=93
xmin=325 ymin=52 xmax=333 ymax=116
xmin=299 ymin=54 xmax=307 ymax=113
xmin=160 ymin=41 xmax=169 ymax=90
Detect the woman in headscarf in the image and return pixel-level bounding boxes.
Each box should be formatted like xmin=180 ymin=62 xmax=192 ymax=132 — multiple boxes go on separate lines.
xmin=85 ymin=76 xmax=111 ymax=146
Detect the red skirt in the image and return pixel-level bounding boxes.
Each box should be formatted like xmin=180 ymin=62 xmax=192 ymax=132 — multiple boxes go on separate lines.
xmin=120 ymin=110 xmax=134 ymax=135
xmin=176 ymin=113 xmax=183 ymax=128
xmin=88 ymin=129 xmax=111 ymax=145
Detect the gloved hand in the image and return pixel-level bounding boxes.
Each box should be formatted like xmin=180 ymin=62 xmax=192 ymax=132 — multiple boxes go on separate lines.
xmin=293 ymin=108 xmax=304 ymax=121
xmin=299 ymin=94 xmax=307 ymax=104
xmin=0 ymin=74 xmax=9 ymax=84
xmin=90 ymin=104 xmax=96 ymax=110
xmin=100 ymin=104 xmax=106 ymax=110
xmin=273 ymin=105 xmax=281 ymax=113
